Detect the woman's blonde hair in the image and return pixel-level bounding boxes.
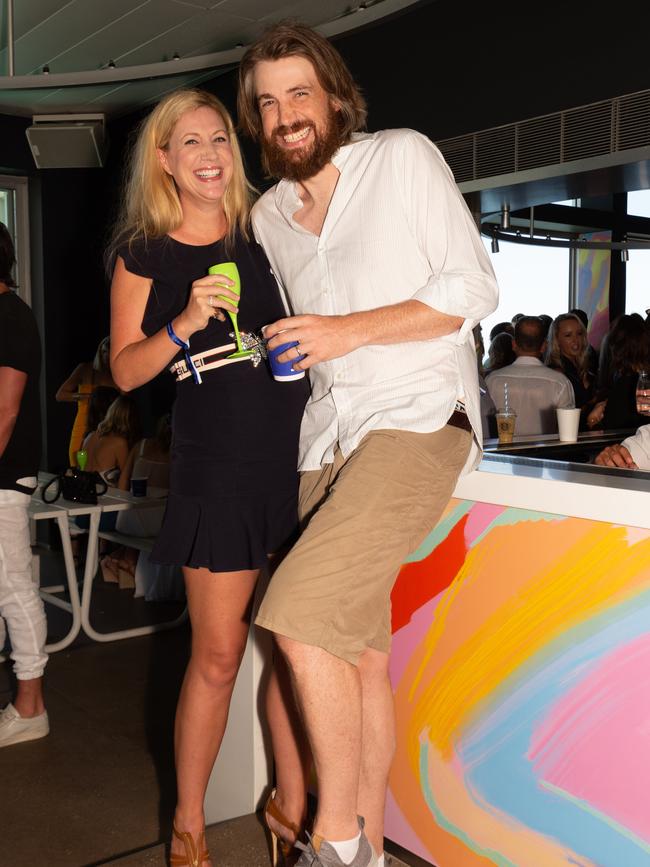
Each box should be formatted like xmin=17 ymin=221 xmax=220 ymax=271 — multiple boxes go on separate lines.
xmin=108 ymin=89 xmax=255 ymax=262
xmin=97 ymin=395 xmax=141 ymax=450
xmin=92 ymin=336 xmax=110 ymax=372
xmin=546 ymin=312 xmax=589 ymax=379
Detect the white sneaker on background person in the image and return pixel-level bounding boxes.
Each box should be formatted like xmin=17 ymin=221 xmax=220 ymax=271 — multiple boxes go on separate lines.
xmin=0 ymin=702 xmax=49 ymax=747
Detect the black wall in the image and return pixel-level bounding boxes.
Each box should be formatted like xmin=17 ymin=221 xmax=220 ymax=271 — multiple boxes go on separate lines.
xmin=3 ymin=0 xmax=650 ymax=467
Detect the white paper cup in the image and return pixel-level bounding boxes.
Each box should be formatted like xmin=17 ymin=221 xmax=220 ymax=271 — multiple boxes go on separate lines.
xmin=557 ymin=407 xmax=581 ymax=442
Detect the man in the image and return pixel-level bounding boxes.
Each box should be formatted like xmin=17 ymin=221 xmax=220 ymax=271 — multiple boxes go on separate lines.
xmin=238 ymin=23 xmax=498 ymax=867
xmin=0 ymin=222 xmax=49 ymax=747
xmin=486 ymin=315 xmax=575 ymax=435
xmin=594 ymin=424 xmax=650 ymax=469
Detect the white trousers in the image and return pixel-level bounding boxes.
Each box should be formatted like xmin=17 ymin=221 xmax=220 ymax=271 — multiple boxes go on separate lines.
xmin=0 ymin=484 xmax=48 ymax=680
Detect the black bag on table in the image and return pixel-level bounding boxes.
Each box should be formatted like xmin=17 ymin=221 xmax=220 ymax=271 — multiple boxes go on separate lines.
xmin=42 ymin=468 xmax=108 ymax=505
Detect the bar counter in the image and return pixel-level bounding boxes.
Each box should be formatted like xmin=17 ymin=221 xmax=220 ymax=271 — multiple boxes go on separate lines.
xmin=385 ymin=428 xmax=650 ymax=867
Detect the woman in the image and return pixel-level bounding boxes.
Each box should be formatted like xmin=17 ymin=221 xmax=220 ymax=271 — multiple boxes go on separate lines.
xmin=108 ymin=89 xmax=309 ymax=867
xmin=55 ymin=336 xmax=118 ymax=466
xmin=102 ymin=413 xmax=173 ymax=588
xmin=75 ymin=394 xmax=141 ymax=536
xmin=546 ymin=313 xmax=596 ymax=412
xmin=484 ymin=331 xmax=515 ymax=374
xmin=586 ymin=313 xmax=650 ymax=430
xmin=81 ymin=393 xmax=140 ymax=486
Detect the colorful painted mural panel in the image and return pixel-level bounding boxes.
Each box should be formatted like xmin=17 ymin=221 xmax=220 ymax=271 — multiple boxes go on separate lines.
xmin=387 ymin=501 xmax=650 ymax=866
xmin=576 ymin=230 xmax=611 ymax=351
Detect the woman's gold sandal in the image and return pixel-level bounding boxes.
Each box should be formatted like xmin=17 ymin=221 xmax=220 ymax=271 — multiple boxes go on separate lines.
xmin=264 ymin=788 xmax=301 ymax=866
xmin=170 ymin=824 xmax=210 ymax=867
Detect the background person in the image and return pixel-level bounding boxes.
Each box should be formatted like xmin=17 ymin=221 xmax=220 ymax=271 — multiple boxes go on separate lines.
xmin=74 ymin=394 xmax=142 ymax=538
xmin=484 ymin=331 xmax=515 ymax=374
xmin=101 ymin=413 xmax=173 ymax=589
xmin=0 ymin=222 xmax=49 ymax=748
xmin=486 ymin=316 xmax=574 ymax=436
xmin=55 ymin=336 xmax=118 ymax=466
xmin=586 ymin=313 xmax=650 ymax=430
xmin=108 ymin=88 xmax=309 ymax=867
xmin=546 ymin=312 xmax=596 ymax=418
xmin=238 ymin=22 xmax=498 ymax=867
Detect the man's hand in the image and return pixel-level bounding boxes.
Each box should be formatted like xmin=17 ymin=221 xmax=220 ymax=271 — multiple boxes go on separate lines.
xmin=264 ymin=314 xmax=361 ymax=370
xmin=594 ymin=443 xmax=637 ymax=469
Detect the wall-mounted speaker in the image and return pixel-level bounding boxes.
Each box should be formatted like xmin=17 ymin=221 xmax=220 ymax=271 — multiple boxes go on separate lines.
xmin=25 ymin=114 xmax=108 ymax=169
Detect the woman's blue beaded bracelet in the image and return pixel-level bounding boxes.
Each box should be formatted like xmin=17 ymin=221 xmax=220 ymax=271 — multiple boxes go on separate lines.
xmin=166 ymin=321 xmax=202 ymax=385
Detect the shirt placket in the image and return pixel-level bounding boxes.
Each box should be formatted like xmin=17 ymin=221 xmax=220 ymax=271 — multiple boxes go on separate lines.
xmin=317 ymin=234 xmax=350 ymax=452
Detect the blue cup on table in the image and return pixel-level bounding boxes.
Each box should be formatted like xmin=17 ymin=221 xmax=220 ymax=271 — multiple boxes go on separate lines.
xmin=263 ymin=329 xmax=306 ymax=382
xmin=130 ymin=477 xmax=148 ymax=497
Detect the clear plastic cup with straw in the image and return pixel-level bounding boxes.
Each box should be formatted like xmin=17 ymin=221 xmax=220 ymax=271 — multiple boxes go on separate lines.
xmin=496 ymin=381 xmax=516 ymax=443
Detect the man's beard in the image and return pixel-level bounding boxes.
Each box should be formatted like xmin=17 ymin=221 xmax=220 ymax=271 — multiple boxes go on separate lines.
xmin=261 ymin=106 xmax=342 ymax=182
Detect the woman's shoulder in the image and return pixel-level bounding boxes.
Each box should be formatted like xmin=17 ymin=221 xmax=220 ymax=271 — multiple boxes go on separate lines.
xmin=117 ymin=234 xmax=170 ymax=277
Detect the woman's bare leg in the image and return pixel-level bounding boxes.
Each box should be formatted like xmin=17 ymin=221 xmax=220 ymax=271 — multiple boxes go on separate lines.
xmin=265 ymin=644 xmax=312 ymax=846
xmin=171 ymin=566 xmax=259 ymax=865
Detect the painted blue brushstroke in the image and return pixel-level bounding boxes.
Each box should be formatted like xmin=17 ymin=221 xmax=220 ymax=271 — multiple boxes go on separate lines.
xmin=455 ymin=590 xmax=650 ymax=866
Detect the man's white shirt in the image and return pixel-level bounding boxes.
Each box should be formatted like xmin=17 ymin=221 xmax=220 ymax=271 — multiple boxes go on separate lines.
xmin=252 ymin=129 xmax=499 ymax=472
xmin=486 ymin=357 xmax=575 ymax=436
xmin=623 ymin=424 xmax=650 ymax=469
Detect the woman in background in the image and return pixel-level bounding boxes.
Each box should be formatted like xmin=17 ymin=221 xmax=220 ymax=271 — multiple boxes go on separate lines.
xmin=102 ymin=414 xmax=173 ymax=587
xmin=546 ymin=312 xmax=596 ymax=413
xmin=586 ymin=313 xmax=650 ymax=430
xmin=56 ymin=336 xmax=118 ymax=465
xmin=75 ymin=394 xmax=141 ymax=537
xmin=81 ymin=393 xmax=141 ymax=487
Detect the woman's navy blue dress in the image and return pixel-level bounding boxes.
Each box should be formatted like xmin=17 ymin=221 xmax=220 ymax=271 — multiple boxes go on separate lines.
xmin=119 ymin=232 xmax=308 ymax=572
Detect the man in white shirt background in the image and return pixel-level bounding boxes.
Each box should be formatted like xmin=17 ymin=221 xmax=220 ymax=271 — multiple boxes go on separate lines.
xmin=486 ymin=316 xmax=575 ymax=436
xmin=238 ymin=22 xmax=498 ymax=867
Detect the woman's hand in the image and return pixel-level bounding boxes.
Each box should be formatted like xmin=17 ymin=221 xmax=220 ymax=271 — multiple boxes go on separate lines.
xmin=173 ymin=273 xmax=240 ymax=339
xmin=586 ymin=399 xmax=607 ymax=429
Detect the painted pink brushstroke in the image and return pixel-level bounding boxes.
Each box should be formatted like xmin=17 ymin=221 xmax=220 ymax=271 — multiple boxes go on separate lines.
xmin=389 ymin=593 xmax=445 ymax=686
xmin=464 ymin=502 xmax=505 ymax=544
xmin=529 ymin=634 xmax=650 ymax=841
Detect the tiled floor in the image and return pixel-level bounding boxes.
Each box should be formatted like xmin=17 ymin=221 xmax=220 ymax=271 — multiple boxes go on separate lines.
xmin=0 ymin=547 xmax=411 ymax=867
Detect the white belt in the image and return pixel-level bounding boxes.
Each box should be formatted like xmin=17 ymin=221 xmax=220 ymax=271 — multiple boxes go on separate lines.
xmin=170 ymin=334 xmax=265 ymax=382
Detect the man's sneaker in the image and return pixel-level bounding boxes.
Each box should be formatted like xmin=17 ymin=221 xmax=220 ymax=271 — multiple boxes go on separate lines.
xmin=0 ymin=703 xmax=49 ymax=747
xmin=294 ymin=817 xmax=378 ymax=867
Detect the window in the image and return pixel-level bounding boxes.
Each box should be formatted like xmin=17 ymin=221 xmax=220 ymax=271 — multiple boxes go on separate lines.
xmin=481 ymin=237 xmax=571 ymax=341
xmin=0 ymin=175 xmax=30 ymax=303
xmin=625 ymin=189 xmax=650 ymax=317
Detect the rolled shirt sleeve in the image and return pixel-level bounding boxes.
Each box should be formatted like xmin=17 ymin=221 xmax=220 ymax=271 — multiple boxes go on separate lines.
xmin=622 ymin=423 xmax=650 ymax=470
xmin=396 ymin=130 xmax=499 ymax=344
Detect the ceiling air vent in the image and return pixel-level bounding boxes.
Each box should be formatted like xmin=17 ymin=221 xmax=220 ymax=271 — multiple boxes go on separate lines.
xmin=437 ymin=87 xmax=650 ymax=185
xmin=25 ymin=114 xmax=107 ymax=169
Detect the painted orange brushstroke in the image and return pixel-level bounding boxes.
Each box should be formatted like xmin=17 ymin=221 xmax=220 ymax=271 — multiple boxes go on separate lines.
xmin=413 ymin=523 xmax=650 ymax=760
xmin=391 ymin=515 xmax=469 ymax=633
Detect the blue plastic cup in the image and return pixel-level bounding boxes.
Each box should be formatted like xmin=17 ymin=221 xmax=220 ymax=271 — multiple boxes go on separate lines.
xmin=130 ymin=477 xmax=148 ymax=497
xmin=266 ymin=338 xmax=306 ymax=382
xmin=262 ymin=324 xmax=307 ymax=381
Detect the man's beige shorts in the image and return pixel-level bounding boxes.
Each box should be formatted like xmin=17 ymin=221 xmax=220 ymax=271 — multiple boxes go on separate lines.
xmin=256 ymin=426 xmax=472 ymax=664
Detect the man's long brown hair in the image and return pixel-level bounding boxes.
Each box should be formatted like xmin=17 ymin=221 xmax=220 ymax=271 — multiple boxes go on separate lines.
xmin=237 ymin=21 xmax=367 ymax=144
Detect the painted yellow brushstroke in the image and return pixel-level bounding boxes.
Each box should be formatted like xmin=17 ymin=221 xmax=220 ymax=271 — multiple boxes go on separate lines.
xmin=410 ymin=522 xmax=650 ymax=761
xmin=426 ymin=741 xmax=599 ymax=867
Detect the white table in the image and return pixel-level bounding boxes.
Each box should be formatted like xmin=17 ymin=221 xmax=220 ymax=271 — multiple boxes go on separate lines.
xmin=31 ymin=476 xmax=186 ymax=651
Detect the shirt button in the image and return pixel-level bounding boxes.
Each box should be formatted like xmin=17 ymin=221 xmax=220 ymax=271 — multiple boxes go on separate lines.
xmin=323 ymin=287 xmax=329 ymax=295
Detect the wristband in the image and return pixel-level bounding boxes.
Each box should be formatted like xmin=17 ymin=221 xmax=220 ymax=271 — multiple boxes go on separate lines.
xmin=166 ymin=321 xmax=202 ymax=385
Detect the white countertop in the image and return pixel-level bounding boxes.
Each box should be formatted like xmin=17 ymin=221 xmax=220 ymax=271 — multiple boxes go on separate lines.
xmin=453 ymin=434 xmax=650 ymax=529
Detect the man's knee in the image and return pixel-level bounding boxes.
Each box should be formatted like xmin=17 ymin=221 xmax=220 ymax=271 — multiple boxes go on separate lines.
xmin=357 ymin=647 xmax=390 ymax=682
